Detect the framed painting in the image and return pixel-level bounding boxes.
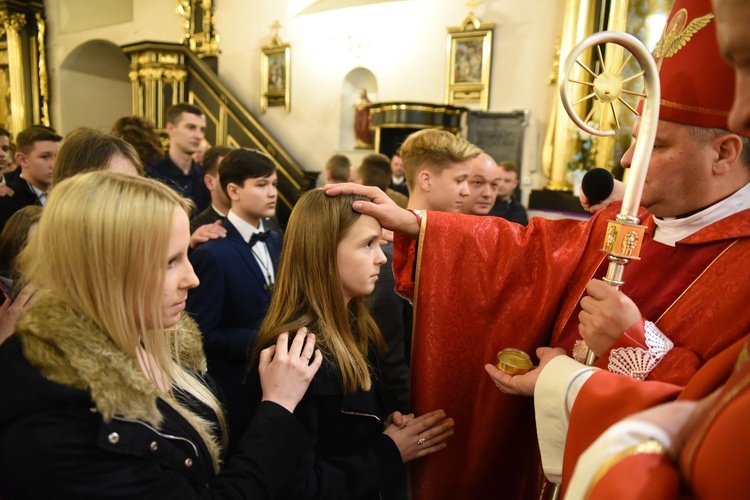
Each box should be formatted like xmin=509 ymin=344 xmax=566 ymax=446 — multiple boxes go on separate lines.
xmin=445 ymin=14 xmax=495 ymax=111
xmin=261 ymin=33 xmax=291 ymax=112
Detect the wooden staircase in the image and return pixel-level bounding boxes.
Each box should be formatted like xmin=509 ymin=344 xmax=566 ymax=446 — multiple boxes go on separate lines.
xmin=122 ymin=41 xmax=316 ymax=226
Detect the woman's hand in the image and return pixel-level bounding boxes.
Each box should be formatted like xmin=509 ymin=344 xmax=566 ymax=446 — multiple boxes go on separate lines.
xmin=0 ymin=283 xmax=39 ymax=345
xmin=189 ymin=220 xmax=227 ymax=249
xmin=383 ymin=409 xmax=455 ymax=463
xmin=385 ymin=411 xmax=415 ymax=428
xmin=259 ymin=328 xmax=322 ymax=413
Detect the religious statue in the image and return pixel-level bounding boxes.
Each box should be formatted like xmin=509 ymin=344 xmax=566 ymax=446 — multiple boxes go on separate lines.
xmin=353 ymin=88 xmax=374 ymax=149
xmin=604 ymin=225 xmax=618 ymax=253
xmin=621 ymin=229 xmax=639 ymax=257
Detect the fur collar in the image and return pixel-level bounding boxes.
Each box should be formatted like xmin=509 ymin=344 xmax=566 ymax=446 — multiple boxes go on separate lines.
xmin=16 ymin=297 xmax=207 ymax=429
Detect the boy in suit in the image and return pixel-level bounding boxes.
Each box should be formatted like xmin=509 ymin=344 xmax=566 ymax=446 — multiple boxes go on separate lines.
xmin=0 ymin=126 xmax=61 ymax=230
xmin=186 ymin=148 xmax=281 ymax=455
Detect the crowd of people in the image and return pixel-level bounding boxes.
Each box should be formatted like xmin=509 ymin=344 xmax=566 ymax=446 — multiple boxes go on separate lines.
xmin=0 ymin=0 xmax=747 ymax=497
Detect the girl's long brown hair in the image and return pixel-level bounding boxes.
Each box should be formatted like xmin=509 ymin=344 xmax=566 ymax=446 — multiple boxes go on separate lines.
xmin=253 ymin=189 xmax=385 ymax=392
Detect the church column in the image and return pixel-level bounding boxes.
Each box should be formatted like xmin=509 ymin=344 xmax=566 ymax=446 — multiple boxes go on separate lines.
xmin=1 ymin=10 xmax=27 ymax=135
xmin=126 ymin=47 xmax=187 ymax=129
xmin=543 ymin=0 xmax=598 ymax=191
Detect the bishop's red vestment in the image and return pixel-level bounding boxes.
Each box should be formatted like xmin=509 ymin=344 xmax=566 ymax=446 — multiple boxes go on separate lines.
xmin=567 ymin=335 xmax=750 ymax=499
xmin=393 ymin=201 xmax=750 ymax=499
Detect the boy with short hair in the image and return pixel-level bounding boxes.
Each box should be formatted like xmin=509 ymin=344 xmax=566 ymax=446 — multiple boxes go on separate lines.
xmin=0 ymin=127 xmax=14 ymax=198
xmin=357 ymin=153 xmax=408 ymax=208
xmin=189 ymin=145 xmax=234 ymax=233
xmin=0 ymin=125 xmax=62 ymax=230
xmin=148 ymin=103 xmax=211 ymax=212
xmin=186 ymin=148 xmax=281 ymax=455
xmin=400 ymin=128 xmax=481 ymax=212
xmin=489 ymin=161 xmax=528 ymax=225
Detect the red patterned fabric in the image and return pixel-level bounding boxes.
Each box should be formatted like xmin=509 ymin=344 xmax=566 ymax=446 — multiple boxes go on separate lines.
xmin=393 ymin=202 xmax=750 ymax=499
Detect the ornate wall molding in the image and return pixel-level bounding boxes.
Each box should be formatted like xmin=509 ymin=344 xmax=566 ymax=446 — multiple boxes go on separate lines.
xmin=127 ymin=47 xmax=188 ymax=127
xmin=0 ymin=2 xmax=49 ymax=135
xmin=177 ymin=0 xmax=220 ymax=58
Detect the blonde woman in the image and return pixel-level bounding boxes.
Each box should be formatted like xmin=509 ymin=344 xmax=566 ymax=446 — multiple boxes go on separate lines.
xmin=0 ymin=172 xmax=322 ymax=498
xmin=248 ymin=189 xmax=454 ymax=499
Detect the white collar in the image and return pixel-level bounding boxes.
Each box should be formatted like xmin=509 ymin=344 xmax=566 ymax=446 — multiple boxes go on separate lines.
xmin=653 ymin=183 xmax=750 ymax=246
xmin=227 ymin=210 xmax=265 ymax=244
xmin=211 ymin=205 xmax=227 ymax=217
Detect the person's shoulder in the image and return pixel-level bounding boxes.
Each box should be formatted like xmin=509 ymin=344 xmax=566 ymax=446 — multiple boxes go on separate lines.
xmin=3 ymin=174 xmax=29 ymax=195
xmin=191 ymin=233 xmax=237 ymax=260
xmin=263 ymin=216 xmax=283 ymax=233
xmin=385 ymin=188 xmax=408 ymax=209
xmin=0 ymin=336 xmax=96 ymax=440
xmin=308 ymin=354 xmax=343 ymax=396
xmin=0 ymin=181 xmax=33 ymax=211
xmin=147 ymin=154 xmax=176 ymax=178
xmin=4 ymin=170 xmax=23 ymax=188
xmin=190 ymin=207 xmax=222 ymax=231
xmin=4 ymin=168 xmax=20 ymax=183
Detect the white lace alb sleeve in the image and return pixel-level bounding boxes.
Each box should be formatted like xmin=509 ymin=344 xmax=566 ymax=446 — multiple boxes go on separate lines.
xmin=608 ymin=321 xmax=674 ymax=381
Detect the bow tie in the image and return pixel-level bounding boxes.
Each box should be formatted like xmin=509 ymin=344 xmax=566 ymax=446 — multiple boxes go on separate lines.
xmin=248 ymin=230 xmax=271 ymax=247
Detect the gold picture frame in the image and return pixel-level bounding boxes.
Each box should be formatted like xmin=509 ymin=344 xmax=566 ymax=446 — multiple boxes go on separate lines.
xmin=445 ymin=13 xmax=495 ymax=111
xmin=260 ymin=28 xmax=290 ymax=113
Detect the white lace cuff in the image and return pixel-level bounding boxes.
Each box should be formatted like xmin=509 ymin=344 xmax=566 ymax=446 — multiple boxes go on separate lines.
xmin=607 ymin=321 xmax=674 ymax=381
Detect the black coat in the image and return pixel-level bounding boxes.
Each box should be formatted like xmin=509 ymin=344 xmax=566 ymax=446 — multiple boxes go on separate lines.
xmin=147 ymin=154 xmax=211 ymax=215
xmin=246 ymin=351 xmax=407 ymax=499
xmin=189 ymin=207 xmax=283 ymax=236
xmin=365 ymin=242 xmax=410 ymax=414
xmin=186 ymin=219 xmax=283 ymax=455
xmin=0 ymin=302 xmax=311 ymax=500
xmin=489 ymin=197 xmax=529 ymax=226
xmin=0 ymin=174 xmax=42 ymax=231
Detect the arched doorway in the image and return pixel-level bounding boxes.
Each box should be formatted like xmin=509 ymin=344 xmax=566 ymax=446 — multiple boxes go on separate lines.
xmin=59 ymin=40 xmax=131 ymax=134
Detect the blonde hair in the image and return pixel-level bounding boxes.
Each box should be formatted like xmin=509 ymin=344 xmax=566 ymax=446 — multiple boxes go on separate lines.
xmin=400 ymin=129 xmax=482 ymax=190
xmin=19 ymin=172 xmax=227 ymax=466
xmin=254 ymin=189 xmax=385 ymax=393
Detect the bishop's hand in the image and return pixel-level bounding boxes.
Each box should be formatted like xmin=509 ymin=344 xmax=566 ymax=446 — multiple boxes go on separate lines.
xmin=578 ymin=279 xmax=641 ymax=357
xmin=484 ymin=347 xmax=566 ymax=396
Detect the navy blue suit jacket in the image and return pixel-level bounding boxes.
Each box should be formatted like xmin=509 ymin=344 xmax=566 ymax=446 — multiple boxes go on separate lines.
xmin=186 ymin=218 xmax=281 ymax=452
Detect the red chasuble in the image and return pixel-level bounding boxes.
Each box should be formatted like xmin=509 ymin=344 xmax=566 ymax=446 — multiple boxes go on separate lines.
xmin=393 ymin=203 xmax=750 ymax=500
xmin=580 ymin=336 xmax=750 ymax=499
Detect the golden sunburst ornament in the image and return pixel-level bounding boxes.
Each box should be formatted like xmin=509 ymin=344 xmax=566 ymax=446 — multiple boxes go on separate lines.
xmin=566 ymin=44 xmax=647 ymax=131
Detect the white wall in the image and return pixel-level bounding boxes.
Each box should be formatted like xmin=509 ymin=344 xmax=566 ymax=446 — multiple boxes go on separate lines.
xmin=44 ymin=0 xmax=565 ymax=197
xmin=45 ymin=0 xmax=183 ymax=132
